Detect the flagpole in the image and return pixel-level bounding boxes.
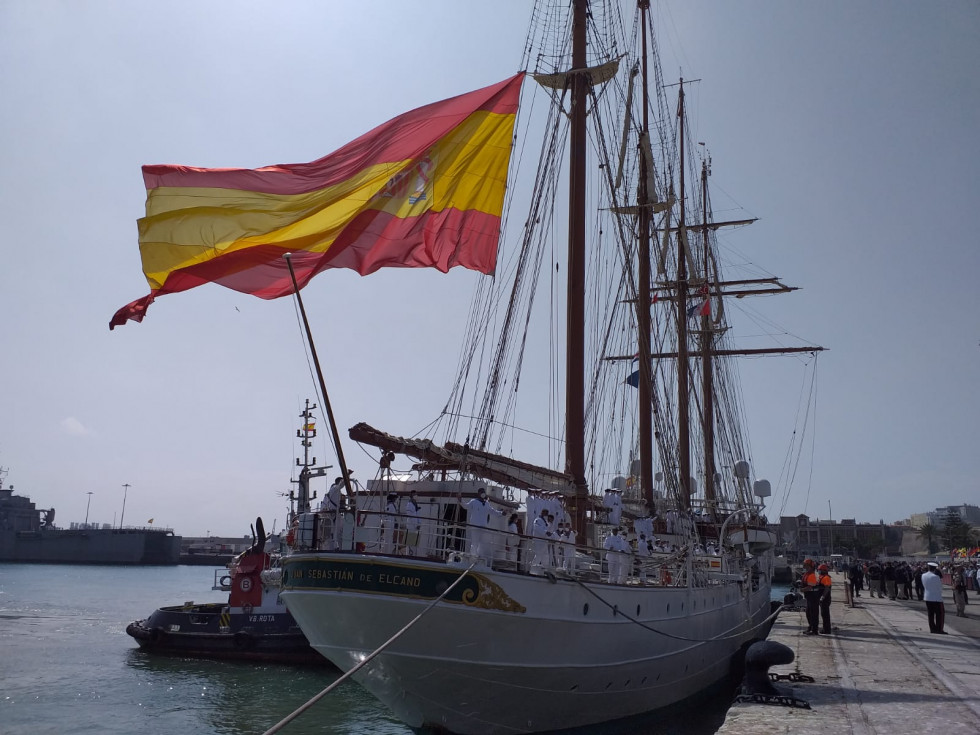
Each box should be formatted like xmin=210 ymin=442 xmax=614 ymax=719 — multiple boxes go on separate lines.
xmin=283 ymin=254 xmax=356 ymax=506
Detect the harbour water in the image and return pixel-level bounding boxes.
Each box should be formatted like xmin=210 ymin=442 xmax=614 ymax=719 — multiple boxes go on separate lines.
xmin=0 ymin=564 xmax=784 ymax=734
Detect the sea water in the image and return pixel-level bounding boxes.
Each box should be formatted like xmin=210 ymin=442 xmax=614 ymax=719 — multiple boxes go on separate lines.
xmin=0 ymin=564 xmax=785 ymax=735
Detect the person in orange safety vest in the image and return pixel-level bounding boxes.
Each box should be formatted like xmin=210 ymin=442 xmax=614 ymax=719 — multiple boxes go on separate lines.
xmin=817 ymin=563 xmax=833 ymax=634
xmin=800 ymin=559 xmax=821 ymax=635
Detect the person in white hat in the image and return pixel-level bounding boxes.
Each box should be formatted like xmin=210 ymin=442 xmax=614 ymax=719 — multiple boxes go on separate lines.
xmin=922 ymin=562 xmax=947 ymax=634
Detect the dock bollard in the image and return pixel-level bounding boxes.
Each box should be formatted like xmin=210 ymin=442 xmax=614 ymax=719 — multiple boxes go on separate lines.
xmin=741 ymin=640 xmax=795 ymax=696
xmin=733 ymin=640 xmax=812 ymax=709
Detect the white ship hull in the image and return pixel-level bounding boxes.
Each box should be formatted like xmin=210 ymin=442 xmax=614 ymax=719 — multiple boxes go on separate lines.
xmin=282 ymin=552 xmax=774 ymax=734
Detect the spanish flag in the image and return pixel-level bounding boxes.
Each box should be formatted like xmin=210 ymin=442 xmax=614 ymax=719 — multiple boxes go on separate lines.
xmin=110 ymin=74 xmax=525 ymax=329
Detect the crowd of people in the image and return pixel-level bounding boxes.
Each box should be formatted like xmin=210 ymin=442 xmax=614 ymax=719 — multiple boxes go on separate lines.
xmin=798 ymin=557 xmax=978 ymax=637
xmin=310 ymin=481 xmax=727 ymax=585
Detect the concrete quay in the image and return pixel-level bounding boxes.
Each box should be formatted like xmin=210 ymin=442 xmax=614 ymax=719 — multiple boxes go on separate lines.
xmin=718 ymin=572 xmax=980 ymax=734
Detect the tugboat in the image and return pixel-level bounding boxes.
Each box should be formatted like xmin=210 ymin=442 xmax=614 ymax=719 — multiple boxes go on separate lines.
xmin=126 ymin=516 xmax=325 ymax=665
xmin=126 ymin=403 xmax=331 ymax=665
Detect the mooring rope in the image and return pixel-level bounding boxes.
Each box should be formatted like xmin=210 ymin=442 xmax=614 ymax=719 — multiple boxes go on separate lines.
xmin=262 ymin=560 xmax=478 ymax=735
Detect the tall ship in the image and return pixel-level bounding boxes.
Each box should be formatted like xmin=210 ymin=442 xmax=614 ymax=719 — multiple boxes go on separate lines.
xmin=0 ymin=469 xmax=180 ymax=565
xmin=109 ymin=1 xmax=822 ymax=731
xmin=275 ymin=2 xmax=822 ymax=732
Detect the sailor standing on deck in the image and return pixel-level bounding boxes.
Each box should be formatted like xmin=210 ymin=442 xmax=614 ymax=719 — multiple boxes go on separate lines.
xmin=636 ymin=533 xmax=652 ymax=582
xmin=604 ymin=528 xmax=628 ymax=583
xmin=319 ymin=476 xmax=346 ymax=550
xmin=461 ymin=488 xmax=506 ymax=565
xmin=381 ymin=493 xmax=399 ymax=554
xmin=608 ymin=489 xmax=623 ymax=527
xmin=563 ymin=523 xmax=578 ymax=572
xmin=402 ymin=491 xmax=422 ymax=556
xmin=505 ymin=513 xmax=521 ymax=563
xmin=530 ymin=508 xmax=552 ymax=569
xmin=616 ymin=530 xmax=632 ymax=583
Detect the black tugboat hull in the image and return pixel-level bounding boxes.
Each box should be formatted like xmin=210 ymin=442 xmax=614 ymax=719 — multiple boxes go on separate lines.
xmin=126 ymin=602 xmax=328 ymax=666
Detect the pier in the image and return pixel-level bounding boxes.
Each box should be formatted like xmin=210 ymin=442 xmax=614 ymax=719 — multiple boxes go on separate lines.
xmin=720 ymin=573 xmax=980 ymax=734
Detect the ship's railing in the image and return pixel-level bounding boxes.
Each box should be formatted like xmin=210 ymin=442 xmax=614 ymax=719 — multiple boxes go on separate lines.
xmin=288 ymin=507 xmax=738 ymax=589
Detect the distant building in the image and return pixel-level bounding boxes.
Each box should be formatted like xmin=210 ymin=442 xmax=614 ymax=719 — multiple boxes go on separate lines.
xmin=910 ymin=504 xmax=980 ymax=529
xmin=909 ymin=513 xmax=930 ymax=529
xmin=771 ymin=514 xmax=899 ymax=560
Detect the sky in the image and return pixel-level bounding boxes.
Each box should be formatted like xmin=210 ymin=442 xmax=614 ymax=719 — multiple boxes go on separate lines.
xmin=1 ymin=1 xmax=978 ymax=537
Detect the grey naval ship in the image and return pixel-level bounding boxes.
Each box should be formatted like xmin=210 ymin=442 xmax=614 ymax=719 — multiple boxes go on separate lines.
xmin=0 ymin=471 xmax=180 ymax=565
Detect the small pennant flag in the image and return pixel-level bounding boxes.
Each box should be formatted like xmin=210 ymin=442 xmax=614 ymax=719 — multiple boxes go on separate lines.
xmin=686 ymin=299 xmax=709 ymax=318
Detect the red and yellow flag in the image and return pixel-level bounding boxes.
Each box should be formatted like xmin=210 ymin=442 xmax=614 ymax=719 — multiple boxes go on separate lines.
xmin=110 ymin=74 xmax=525 ymax=329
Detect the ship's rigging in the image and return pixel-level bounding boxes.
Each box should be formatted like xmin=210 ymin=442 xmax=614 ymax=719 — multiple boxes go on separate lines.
xmin=357 ymin=0 xmax=823 ymax=529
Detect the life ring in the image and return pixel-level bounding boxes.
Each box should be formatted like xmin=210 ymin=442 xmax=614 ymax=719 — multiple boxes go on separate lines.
xmin=219 ymin=575 xmax=231 ymax=587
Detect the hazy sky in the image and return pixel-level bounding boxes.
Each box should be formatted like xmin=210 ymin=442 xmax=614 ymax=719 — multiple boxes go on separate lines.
xmin=1 ymin=1 xmax=977 ymax=537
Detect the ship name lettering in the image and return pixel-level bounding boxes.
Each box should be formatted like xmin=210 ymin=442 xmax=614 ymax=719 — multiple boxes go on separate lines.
xmin=307 ymin=568 xmax=353 ymax=581
xmin=378 ymin=573 xmax=421 ymax=588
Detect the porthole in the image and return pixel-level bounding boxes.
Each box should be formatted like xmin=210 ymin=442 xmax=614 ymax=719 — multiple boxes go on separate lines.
xmin=636 ymin=605 xmax=641 ymax=616
xmin=583 ymin=603 xmax=589 ymax=616
xmin=666 ymin=603 xmax=670 ymax=613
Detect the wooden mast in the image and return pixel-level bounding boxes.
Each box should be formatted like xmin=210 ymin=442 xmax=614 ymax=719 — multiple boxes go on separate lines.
xmin=675 ymin=80 xmax=692 ymax=510
xmin=698 ymin=159 xmax=717 ymax=519
xmin=568 ymin=0 xmax=588 ymax=534
xmin=636 ymin=0 xmax=655 ymax=507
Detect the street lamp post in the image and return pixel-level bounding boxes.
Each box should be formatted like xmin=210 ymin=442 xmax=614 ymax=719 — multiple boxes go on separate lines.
xmin=120 ymin=483 xmax=131 ymax=529
xmin=85 ymin=492 xmax=93 ymax=526
xmin=828 ymin=500 xmax=834 ymax=557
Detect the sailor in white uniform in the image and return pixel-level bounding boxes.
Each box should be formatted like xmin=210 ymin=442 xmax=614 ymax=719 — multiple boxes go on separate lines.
xmin=530 ymin=508 xmax=552 ymax=570
xmin=381 ymin=493 xmax=399 ymax=554
xmin=402 ymin=491 xmax=422 ymax=556
xmin=608 ymin=489 xmax=623 ymax=527
xmin=319 ymin=476 xmax=346 ymax=550
xmin=462 ymin=488 xmax=506 ymax=564
xmin=604 ymin=528 xmax=624 ymax=583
